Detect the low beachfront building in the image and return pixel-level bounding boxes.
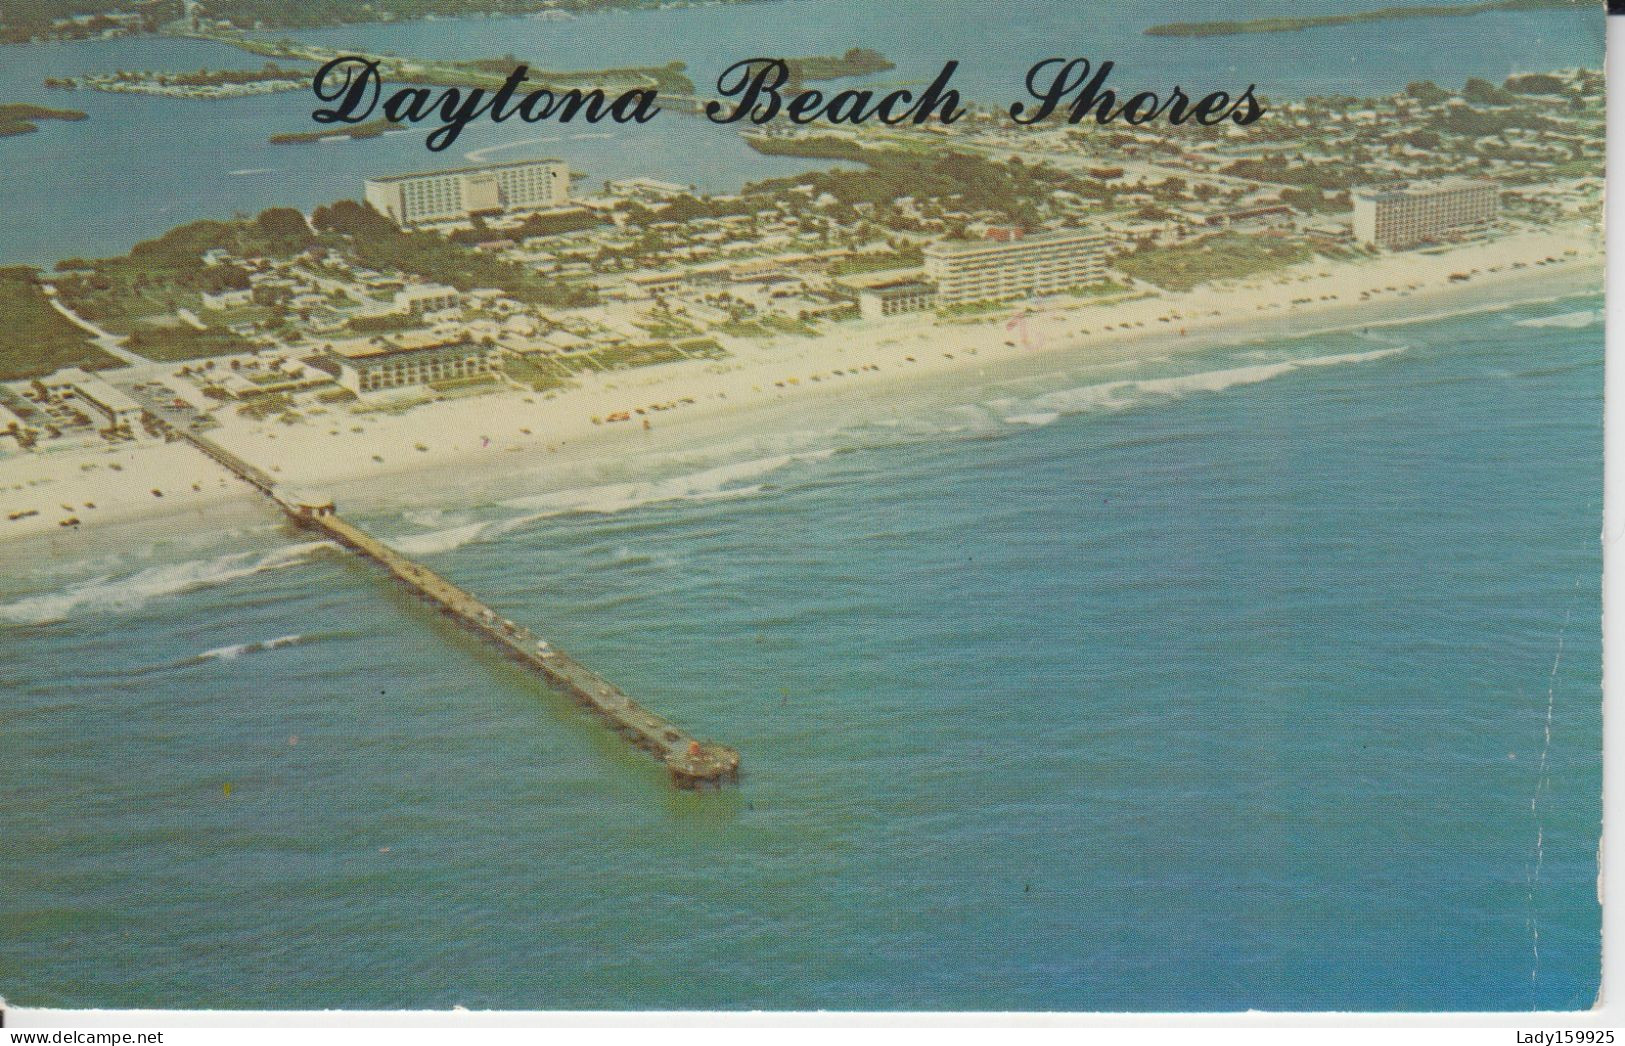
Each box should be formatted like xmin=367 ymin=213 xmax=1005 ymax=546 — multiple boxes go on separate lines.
xmin=857 ymin=278 xmax=938 ymax=320
xmin=924 ymin=227 xmax=1109 ymax=307
xmin=394 ymin=283 xmax=462 ymax=317
xmin=73 ymin=376 xmax=145 ymax=433
xmin=319 ymin=331 xmax=503 ymax=394
xmin=1352 ymin=178 xmax=1499 ymax=250
xmin=364 ymin=159 xmax=571 ymax=228
xmin=36 ymin=367 xmax=146 ymax=434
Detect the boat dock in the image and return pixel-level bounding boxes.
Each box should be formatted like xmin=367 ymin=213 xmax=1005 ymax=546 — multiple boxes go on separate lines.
xmin=180 ymin=431 xmax=740 ymax=789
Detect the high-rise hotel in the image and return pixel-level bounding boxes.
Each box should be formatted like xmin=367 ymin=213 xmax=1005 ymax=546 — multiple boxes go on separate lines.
xmin=1351 ymin=178 xmax=1498 ymax=250
xmin=924 ymin=227 xmax=1109 ymax=307
xmin=364 ymin=159 xmax=571 ymax=227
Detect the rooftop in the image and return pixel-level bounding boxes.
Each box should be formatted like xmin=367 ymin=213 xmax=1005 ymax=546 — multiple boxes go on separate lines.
xmin=1353 ymin=177 xmax=1499 ymax=202
xmin=365 ymin=158 xmax=566 ymax=185
xmin=72 ymin=375 xmax=143 ymax=414
xmin=325 ymin=331 xmax=485 ymax=361
xmin=924 ymin=227 xmax=1106 ymax=255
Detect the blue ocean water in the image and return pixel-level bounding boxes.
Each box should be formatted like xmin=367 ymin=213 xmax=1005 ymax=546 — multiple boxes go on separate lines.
xmin=0 ymin=0 xmax=1603 ymax=265
xmin=0 ymin=298 xmax=1601 ymax=1010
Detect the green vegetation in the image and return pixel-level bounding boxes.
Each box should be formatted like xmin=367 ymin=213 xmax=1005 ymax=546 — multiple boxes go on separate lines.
xmin=1067 ymin=278 xmax=1133 ymax=299
xmin=1144 ymin=0 xmax=1582 ymax=37
xmin=785 ymin=48 xmax=894 ymax=83
xmin=506 ymin=337 xmax=725 ymax=388
xmin=269 ymin=118 xmax=392 ymax=144
xmin=1463 ymin=76 xmax=1515 ymax=105
xmin=170 ymin=0 xmax=746 ymax=32
xmin=345 ymin=313 xmax=422 ymax=334
xmin=0 ymin=103 xmax=87 ymax=137
xmin=1504 ymin=72 xmax=1569 ymax=95
xmin=1113 ymin=233 xmax=1315 ymax=292
xmin=462 ymin=56 xmax=694 ymax=94
xmin=1219 ymin=156 xmax=1366 ymax=193
xmin=126 ymin=324 xmax=253 ymax=361
xmin=447 ymin=207 xmax=605 ymax=246
xmin=0 ymin=0 xmax=169 ymax=45
xmin=310 ymin=200 xmax=596 ymax=308
xmin=0 ymin=0 xmax=764 ymax=41
xmin=829 ymin=247 xmax=924 ymax=277
xmin=501 ymin=354 xmax=574 ymax=392
xmin=0 ymin=268 xmax=115 ymax=381
xmin=744 ymin=135 xmax=1116 ymax=225
xmin=46 ymin=63 xmax=306 ymax=92
xmin=588 ymin=341 xmax=722 ymax=369
xmin=31 ymin=200 xmax=592 ymax=372
xmin=51 ymin=207 xmax=317 ymax=348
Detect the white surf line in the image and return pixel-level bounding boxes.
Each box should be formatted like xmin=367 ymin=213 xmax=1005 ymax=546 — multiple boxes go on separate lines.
xmin=463 ymin=134 xmax=561 ymax=163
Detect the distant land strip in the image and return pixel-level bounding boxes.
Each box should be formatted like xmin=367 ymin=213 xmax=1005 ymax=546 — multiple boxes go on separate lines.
xmin=1144 ymin=0 xmax=1583 ymax=38
xmin=0 ymin=103 xmax=88 ymax=137
xmin=269 ymin=118 xmax=394 ymax=144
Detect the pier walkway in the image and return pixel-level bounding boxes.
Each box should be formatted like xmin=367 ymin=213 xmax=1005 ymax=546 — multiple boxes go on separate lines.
xmin=182 ymin=431 xmax=739 ymax=789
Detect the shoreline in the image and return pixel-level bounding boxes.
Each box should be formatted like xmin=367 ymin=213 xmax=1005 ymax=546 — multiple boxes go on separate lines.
xmin=0 ymin=225 xmax=1601 ymax=555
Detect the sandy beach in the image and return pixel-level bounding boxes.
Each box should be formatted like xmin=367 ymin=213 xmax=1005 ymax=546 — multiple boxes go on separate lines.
xmin=0 ymin=224 xmax=1600 ymax=549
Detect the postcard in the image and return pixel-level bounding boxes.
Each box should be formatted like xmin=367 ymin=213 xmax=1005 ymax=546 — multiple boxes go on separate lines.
xmin=0 ymin=0 xmax=1605 ymax=1018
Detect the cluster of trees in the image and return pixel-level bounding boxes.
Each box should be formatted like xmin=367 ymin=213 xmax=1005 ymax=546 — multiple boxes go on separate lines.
xmin=463 ymin=56 xmax=695 ymax=94
xmin=0 ymin=103 xmax=87 ymax=137
xmin=0 ymin=266 xmax=106 ymax=381
xmin=1407 ymin=72 xmax=1581 ymax=109
xmin=742 ymin=136 xmax=1112 ymax=226
xmin=0 ymin=0 xmax=174 ymax=45
xmin=1219 ymin=157 xmax=1363 ymax=192
xmin=447 ymin=207 xmax=605 ymax=245
xmin=47 ymin=207 xmax=317 ymax=333
xmin=311 ymin=199 xmax=595 ymax=307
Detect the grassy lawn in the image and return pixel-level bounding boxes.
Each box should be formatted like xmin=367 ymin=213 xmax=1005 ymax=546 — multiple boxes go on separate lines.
xmin=125 ymin=323 xmax=253 ymax=362
xmin=1113 ymin=233 xmax=1316 ymax=292
xmin=760 ymin=315 xmax=820 ymax=337
xmin=0 ymin=268 xmax=117 ymax=380
xmin=502 ymin=354 xmax=577 ymax=393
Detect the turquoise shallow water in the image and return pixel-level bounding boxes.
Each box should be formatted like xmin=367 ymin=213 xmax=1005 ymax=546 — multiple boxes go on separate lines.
xmin=0 ymin=299 xmax=1601 ymax=1010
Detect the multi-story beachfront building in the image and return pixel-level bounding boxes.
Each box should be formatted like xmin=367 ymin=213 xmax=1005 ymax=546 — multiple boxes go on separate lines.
xmin=923 ymin=227 xmax=1109 ymax=307
xmin=321 ymin=332 xmax=503 ymax=394
xmin=1351 ymin=178 xmax=1499 ymax=250
xmin=857 ymin=278 xmax=938 ymax=320
xmin=364 ymin=160 xmax=571 ymax=227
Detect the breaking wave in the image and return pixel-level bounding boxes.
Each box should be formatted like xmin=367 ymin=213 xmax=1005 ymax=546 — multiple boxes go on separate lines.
xmin=1515 ymin=309 xmax=1601 ymax=330
xmin=0 ymin=541 xmax=331 ymax=626
xmin=389 ymin=451 xmax=835 ymax=557
xmin=1004 ymin=412 xmax=1060 ymax=427
xmin=1011 ymin=347 xmax=1406 ymax=422
xmin=193 ymin=633 xmax=311 ymax=663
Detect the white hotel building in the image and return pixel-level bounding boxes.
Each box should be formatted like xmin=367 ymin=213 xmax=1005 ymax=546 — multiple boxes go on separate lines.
xmin=364 ymin=159 xmax=571 ymax=227
xmin=1352 ymin=178 xmax=1499 ymax=250
xmin=321 ymin=332 xmax=503 ymax=394
xmin=924 ymin=227 xmax=1109 ymax=307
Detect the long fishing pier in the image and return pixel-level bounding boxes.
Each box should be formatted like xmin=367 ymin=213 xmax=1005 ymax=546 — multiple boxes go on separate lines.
xmin=181 ymin=431 xmax=740 ymax=789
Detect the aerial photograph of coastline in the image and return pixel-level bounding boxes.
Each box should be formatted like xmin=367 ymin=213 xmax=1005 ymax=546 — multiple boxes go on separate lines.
xmin=0 ymin=0 xmax=1604 ymax=1016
